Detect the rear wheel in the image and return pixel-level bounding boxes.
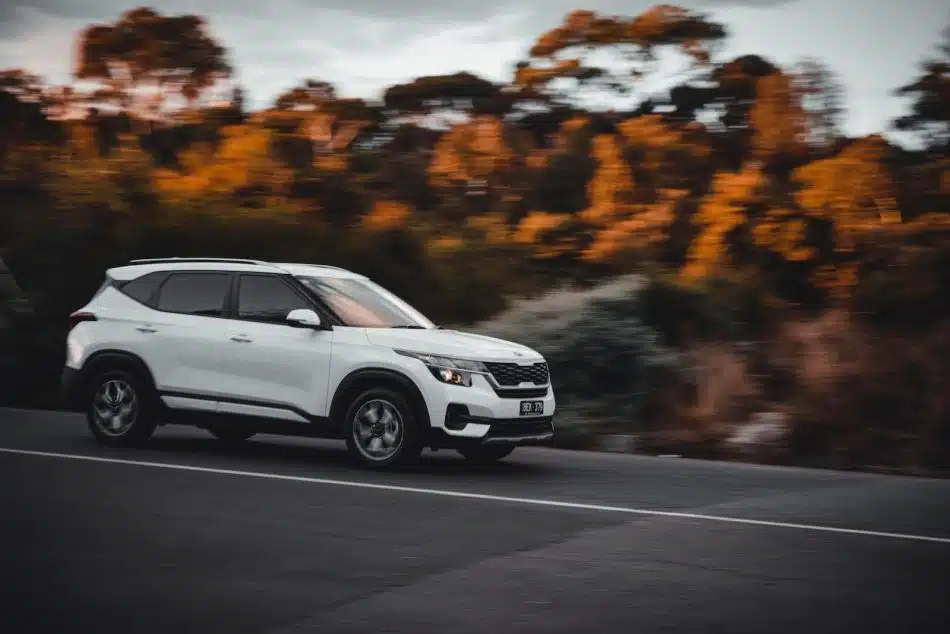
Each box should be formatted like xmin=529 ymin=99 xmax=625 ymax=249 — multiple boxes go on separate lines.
xmin=84 ymin=368 xmax=159 ymax=447
xmin=457 ymin=444 xmax=515 ymax=464
xmin=343 ymin=387 xmax=423 ymax=469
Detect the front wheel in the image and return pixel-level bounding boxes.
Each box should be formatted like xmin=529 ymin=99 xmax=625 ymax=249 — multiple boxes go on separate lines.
xmin=343 ymin=387 xmax=423 ymax=469
xmin=457 ymin=444 xmax=515 ymax=464
xmin=84 ymin=368 xmax=159 ymax=447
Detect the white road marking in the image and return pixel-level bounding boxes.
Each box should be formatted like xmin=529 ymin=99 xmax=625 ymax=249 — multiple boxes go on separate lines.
xmin=2 ymin=446 xmax=949 ymax=545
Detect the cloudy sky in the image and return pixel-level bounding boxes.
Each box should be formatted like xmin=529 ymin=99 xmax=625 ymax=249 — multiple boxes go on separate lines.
xmin=0 ymin=0 xmax=946 ymax=141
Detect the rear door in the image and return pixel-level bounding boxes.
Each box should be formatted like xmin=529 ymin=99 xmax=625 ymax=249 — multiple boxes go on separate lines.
xmin=146 ymin=271 xmax=233 ymax=411
xmin=217 ymin=273 xmax=333 ymax=422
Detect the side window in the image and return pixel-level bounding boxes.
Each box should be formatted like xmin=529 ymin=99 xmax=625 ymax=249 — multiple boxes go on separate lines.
xmin=117 ymin=272 xmax=166 ymax=306
xmin=237 ymin=274 xmax=309 ymax=323
xmin=156 ymin=273 xmax=231 ymax=317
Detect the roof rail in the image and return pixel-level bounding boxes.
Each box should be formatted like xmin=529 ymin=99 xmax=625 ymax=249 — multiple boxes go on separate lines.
xmin=127 ymin=257 xmax=270 ymax=266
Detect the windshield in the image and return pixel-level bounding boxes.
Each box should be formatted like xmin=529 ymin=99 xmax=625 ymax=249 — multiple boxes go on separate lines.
xmin=296 ymin=275 xmax=436 ymax=329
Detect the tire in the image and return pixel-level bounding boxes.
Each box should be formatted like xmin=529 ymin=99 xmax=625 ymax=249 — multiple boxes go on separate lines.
xmin=343 ymin=386 xmax=423 ymax=469
xmin=458 ymin=444 xmax=516 ymax=464
xmin=208 ymin=426 xmax=256 ymax=444
xmin=84 ymin=367 xmax=159 ymax=447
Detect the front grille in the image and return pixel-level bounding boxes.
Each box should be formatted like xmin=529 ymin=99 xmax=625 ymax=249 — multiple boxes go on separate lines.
xmin=484 ymin=361 xmax=549 ymax=387
xmin=491 ymin=386 xmax=548 ymax=399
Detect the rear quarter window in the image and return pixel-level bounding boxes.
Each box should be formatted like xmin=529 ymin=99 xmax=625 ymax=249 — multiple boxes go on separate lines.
xmin=117 ymin=272 xmax=167 ymax=306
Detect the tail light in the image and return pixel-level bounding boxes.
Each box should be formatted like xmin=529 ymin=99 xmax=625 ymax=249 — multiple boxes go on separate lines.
xmin=69 ymin=311 xmax=97 ymax=329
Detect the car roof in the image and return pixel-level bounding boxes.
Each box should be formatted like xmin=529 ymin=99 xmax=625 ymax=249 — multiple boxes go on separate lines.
xmin=106 ymin=258 xmax=363 ymax=281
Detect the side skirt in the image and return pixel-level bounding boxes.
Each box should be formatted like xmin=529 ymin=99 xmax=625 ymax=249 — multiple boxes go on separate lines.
xmin=157 ymin=391 xmax=341 ymax=440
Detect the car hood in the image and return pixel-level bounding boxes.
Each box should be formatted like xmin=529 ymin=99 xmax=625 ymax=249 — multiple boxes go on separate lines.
xmin=364 ymin=328 xmax=544 ymax=363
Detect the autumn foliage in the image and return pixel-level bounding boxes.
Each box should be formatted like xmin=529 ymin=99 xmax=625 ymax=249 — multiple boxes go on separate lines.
xmin=2 ymin=6 xmax=950 ymax=470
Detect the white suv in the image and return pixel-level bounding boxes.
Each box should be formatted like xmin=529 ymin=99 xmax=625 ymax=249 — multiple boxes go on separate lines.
xmin=61 ymin=258 xmax=556 ymax=468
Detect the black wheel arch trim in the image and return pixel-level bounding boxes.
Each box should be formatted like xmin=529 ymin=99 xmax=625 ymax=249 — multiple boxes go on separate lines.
xmin=330 ymin=367 xmax=431 ymax=429
xmin=62 ymin=350 xmax=157 ymax=410
xmin=68 ymin=350 xmax=159 ymax=407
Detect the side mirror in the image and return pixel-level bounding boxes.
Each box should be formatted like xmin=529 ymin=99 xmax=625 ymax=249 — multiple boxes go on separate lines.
xmin=286 ymin=308 xmax=322 ymax=329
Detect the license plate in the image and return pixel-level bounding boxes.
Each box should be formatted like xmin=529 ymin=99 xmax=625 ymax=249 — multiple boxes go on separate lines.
xmin=519 ymin=400 xmax=544 ymax=416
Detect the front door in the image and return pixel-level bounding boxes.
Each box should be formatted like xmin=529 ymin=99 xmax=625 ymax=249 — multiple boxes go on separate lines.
xmin=217 ymin=273 xmax=333 ymax=423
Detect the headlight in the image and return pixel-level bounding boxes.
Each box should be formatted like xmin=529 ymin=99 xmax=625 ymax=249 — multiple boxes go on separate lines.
xmin=395 ymin=350 xmax=488 ymax=387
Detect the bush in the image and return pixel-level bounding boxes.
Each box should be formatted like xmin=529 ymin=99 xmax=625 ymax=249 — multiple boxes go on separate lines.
xmin=778 ymin=312 xmax=950 ymax=470
xmin=474 ymin=274 xmax=680 ymax=438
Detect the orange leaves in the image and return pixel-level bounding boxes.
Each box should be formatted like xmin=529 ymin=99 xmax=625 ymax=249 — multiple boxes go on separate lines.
xmin=751 ymin=211 xmax=815 ymax=262
xmin=583 ymin=134 xmax=634 ymax=225
xmin=684 ymin=136 xmax=905 ymax=298
xmin=315 ymin=154 xmax=347 ymax=173
xmin=361 ymin=200 xmax=412 ymax=232
xmin=518 ymin=6 xmax=724 ymax=101
xmin=583 ymin=198 xmax=680 ymax=263
xmin=579 ymin=131 xmax=682 ymax=263
xmin=683 ymin=164 xmax=766 ymax=279
xmin=793 ymin=135 xmax=901 ymax=249
xmin=512 ymin=211 xmax=575 ymax=259
xmin=429 ymin=115 xmax=513 ymax=189
xmin=750 ymin=71 xmax=808 ymax=160
xmin=514 ymin=59 xmax=582 ymax=92
xmin=513 ymin=211 xmax=570 ymax=245
xmin=153 ymin=124 xmax=292 ymax=202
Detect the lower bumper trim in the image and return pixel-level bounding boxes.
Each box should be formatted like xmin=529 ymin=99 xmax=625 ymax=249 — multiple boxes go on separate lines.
xmin=481 ymin=431 xmax=554 ymax=445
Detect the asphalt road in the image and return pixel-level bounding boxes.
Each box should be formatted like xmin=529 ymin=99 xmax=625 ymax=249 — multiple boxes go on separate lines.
xmin=2 ymin=408 xmax=950 ymax=634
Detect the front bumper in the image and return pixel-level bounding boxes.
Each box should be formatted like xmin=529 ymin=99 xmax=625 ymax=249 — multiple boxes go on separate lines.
xmin=429 ymin=405 xmax=555 ymax=448
xmin=466 ymin=414 xmax=555 ymax=446
xmin=424 ymin=371 xmax=556 ymax=434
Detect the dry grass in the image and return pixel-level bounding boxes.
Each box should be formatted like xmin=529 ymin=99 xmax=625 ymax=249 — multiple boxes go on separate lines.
xmin=777 ymin=314 xmax=950 ymax=470
xmin=473 ymin=274 xmax=950 ymax=472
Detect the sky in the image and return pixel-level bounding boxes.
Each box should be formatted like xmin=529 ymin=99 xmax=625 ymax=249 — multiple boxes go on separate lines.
xmin=0 ymin=0 xmax=946 ymax=142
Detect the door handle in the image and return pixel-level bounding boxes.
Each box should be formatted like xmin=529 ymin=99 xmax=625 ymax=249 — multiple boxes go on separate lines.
xmin=230 ymin=335 xmax=252 ymax=343
xmin=136 ymin=326 xmax=157 ymax=333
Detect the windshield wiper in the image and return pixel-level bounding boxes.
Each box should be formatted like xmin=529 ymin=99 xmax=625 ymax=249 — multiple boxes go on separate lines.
xmin=390 ymin=325 xmax=427 ymax=329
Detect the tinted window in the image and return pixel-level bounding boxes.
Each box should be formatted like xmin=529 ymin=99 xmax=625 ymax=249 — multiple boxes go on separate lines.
xmin=237 ymin=275 xmax=309 ymax=323
xmin=156 ymin=273 xmax=230 ymax=316
xmin=118 ymin=272 xmax=166 ymax=305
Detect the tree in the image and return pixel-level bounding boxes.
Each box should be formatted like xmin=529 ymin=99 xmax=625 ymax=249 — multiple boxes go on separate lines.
xmin=429 ymin=114 xmax=522 ymax=221
xmin=383 ymin=72 xmax=513 ymax=123
xmin=0 ymin=70 xmax=60 ymax=175
xmin=749 ymin=70 xmax=808 ymax=165
xmin=792 ymin=58 xmax=845 ymax=152
xmin=663 ymin=54 xmax=780 ymax=169
xmin=266 ymin=79 xmax=382 ymax=159
xmin=274 ymin=79 xmax=336 ymax=111
xmin=74 ymin=7 xmax=231 ymax=127
xmin=303 ymin=97 xmax=382 ymax=155
xmin=894 ymin=23 xmax=950 ymax=152
xmin=794 ymin=135 xmax=902 ymax=242
xmin=515 ymin=6 xmax=726 ymax=108
xmin=791 ymin=135 xmax=901 ymax=295
xmin=152 ymin=122 xmax=301 ymax=211
xmin=579 ymin=129 xmax=682 ymax=266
